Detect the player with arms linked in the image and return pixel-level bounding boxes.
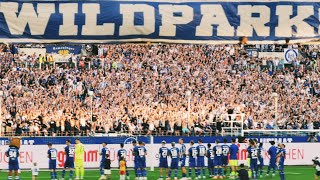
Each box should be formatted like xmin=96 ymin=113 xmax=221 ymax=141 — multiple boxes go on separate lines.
xmin=188 ymin=140 xmax=197 ymax=179
xmin=47 ymin=143 xmax=58 ymax=180
xmin=135 ymin=141 xmax=147 ymax=180
xmin=266 ymin=141 xmax=277 ymax=177
xmin=229 ymin=138 xmax=239 ymax=179
xmin=158 ymin=141 xmax=169 ymax=180
xmin=247 ymin=139 xmax=258 ymax=180
xmin=167 ymin=142 xmax=180 ymax=180
xmin=62 ymin=139 xmax=75 ymax=180
xmin=99 ymin=142 xmax=108 ymax=180
xmin=221 ymin=139 xmax=230 ymax=178
xmin=179 ymin=138 xmax=187 ymax=180
xmin=118 ymin=143 xmax=130 ymax=180
xmin=6 ymin=143 xmax=20 ymax=180
xmin=277 ymin=143 xmax=286 ymax=180
xmin=213 ymin=140 xmax=223 ymax=179
xmin=206 ymin=143 xmax=215 ymax=178
xmin=196 ymin=139 xmax=206 ymax=179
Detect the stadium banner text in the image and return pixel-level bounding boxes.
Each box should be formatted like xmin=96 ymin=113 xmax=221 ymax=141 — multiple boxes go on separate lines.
xmin=0 ymin=136 xmax=311 ymax=146
xmin=0 ymin=143 xmax=315 ymax=169
xmin=0 ymin=0 xmax=320 ymax=43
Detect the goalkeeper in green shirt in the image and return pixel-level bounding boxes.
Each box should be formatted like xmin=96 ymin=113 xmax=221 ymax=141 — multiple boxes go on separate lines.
xmin=75 ymin=138 xmax=85 ymax=180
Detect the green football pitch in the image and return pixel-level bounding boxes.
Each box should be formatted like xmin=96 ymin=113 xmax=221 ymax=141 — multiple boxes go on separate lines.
xmin=2 ymin=166 xmax=315 ymax=180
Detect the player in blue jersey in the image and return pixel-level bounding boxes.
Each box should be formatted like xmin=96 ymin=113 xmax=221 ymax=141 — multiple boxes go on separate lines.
xmin=188 ymin=140 xmax=197 ymax=178
xmin=207 ymin=143 xmax=215 ymax=178
xmin=62 ymin=139 xmax=75 ymax=180
xmin=196 ymin=139 xmax=206 ymax=179
xmin=179 ymin=138 xmax=187 ymax=179
xmin=247 ymin=139 xmax=258 ymax=180
xmin=229 ymin=138 xmax=239 ymax=179
xmin=221 ymin=139 xmax=230 ymax=178
xmin=159 ymin=141 xmax=169 ymax=180
xmin=266 ymin=141 xmax=277 ymax=177
xmin=6 ymin=145 xmax=20 ymax=180
xmin=138 ymin=141 xmax=147 ymax=180
xmin=257 ymin=143 xmax=264 ymax=178
xmin=277 ymin=143 xmax=286 ymax=180
xmin=168 ymin=142 xmax=180 ymax=180
xmin=99 ymin=142 xmax=108 ymax=179
xmin=213 ymin=140 xmax=223 ymax=179
xmin=132 ymin=140 xmax=140 ymax=178
xmin=47 ymin=143 xmax=58 ymax=180
xmin=117 ymin=143 xmax=129 ymax=179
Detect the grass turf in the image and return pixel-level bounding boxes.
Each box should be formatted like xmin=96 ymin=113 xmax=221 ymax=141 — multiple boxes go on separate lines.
xmin=2 ymin=166 xmax=315 ymax=180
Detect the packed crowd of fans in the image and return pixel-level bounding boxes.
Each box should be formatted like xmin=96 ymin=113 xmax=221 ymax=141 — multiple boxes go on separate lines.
xmin=0 ymin=43 xmax=319 ymax=136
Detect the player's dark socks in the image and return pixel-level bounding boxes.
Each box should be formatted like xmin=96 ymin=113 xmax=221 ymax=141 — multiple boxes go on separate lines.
xmin=126 ymin=170 xmax=129 ymax=177
xmin=100 ymin=167 xmax=104 ymax=175
xmin=62 ymin=170 xmax=66 ymax=178
xmin=14 ymin=177 xmax=19 ymax=180
xmin=54 ymin=171 xmax=58 ymax=179
xmin=188 ymin=168 xmax=192 ymax=177
xmin=224 ymin=169 xmax=227 ymax=176
xmin=279 ymin=171 xmax=285 ymax=180
xmin=219 ymin=168 xmax=223 ymax=176
xmin=174 ymin=169 xmax=178 ymax=178
xmin=134 ymin=168 xmax=138 ymax=177
xmin=137 ymin=169 xmax=141 ymax=177
xmin=50 ymin=172 xmax=54 ymax=179
xmin=143 ymin=169 xmax=147 ymax=177
xmin=182 ymin=172 xmax=186 ymax=178
xmin=202 ymin=169 xmax=206 ymax=176
xmin=214 ymin=168 xmax=218 ymax=176
xmin=168 ymin=169 xmax=172 ymax=177
xmin=70 ymin=170 xmax=74 ymax=178
xmin=195 ymin=169 xmax=199 ymax=176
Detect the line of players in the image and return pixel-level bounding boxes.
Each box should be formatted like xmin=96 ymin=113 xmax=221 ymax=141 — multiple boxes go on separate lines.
xmin=4 ymin=138 xmax=286 ymax=180
xmin=155 ymin=138 xmax=286 ymax=180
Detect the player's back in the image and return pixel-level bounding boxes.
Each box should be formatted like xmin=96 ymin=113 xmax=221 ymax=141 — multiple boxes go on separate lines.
xmin=170 ymin=147 xmax=179 ymax=161
xmin=213 ymin=145 xmax=222 ymax=159
xmin=118 ymin=148 xmax=127 ymax=160
xmin=65 ymin=145 xmax=75 ymax=160
xmin=229 ymin=144 xmax=239 ymax=160
xmin=7 ymin=147 xmax=19 ymax=162
xmin=221 ymin=144 xmax=230 ymax=158
xmin=197 ymin=145 xmax=206 ymax=158
xmin=48 ymin=148 xmax=58 ymax=161
xmin=159 ymin=147 xmax=169 ymax=161
xmin=248 ymin=146 xmax=258 ymax=161
xmin=268 ymin=146 xmax=277 ymax=160
xmin=180 ymin=144 xmax=187 ymax=159
xmin=207 ymin=149 xmax=214 ymax=161
xmin=137 ymin=146 xmax=147 ymax=161
xmin=189 ymin=146 xmax=197 ymax=162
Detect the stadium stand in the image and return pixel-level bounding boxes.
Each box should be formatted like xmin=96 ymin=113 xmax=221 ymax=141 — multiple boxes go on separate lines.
xmin=0 ymin=43 xmax=319 ymax=137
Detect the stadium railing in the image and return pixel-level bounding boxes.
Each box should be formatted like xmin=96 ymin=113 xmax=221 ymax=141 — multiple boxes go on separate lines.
xmin=242 ymin=129 xmax=320 ymax=136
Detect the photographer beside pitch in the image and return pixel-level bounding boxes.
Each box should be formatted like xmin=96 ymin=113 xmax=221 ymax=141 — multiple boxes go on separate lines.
xmin=313 ymin=157 xmax=320 ymax=180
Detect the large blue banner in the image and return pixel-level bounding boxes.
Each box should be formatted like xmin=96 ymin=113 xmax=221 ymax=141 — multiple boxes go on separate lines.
xmin=0 ymin=0 xmax=319 ymax=43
